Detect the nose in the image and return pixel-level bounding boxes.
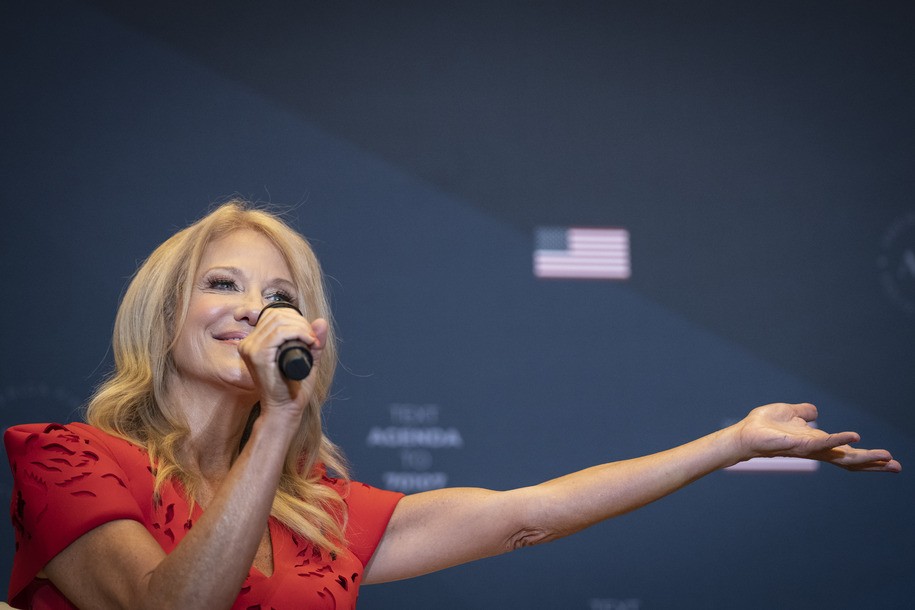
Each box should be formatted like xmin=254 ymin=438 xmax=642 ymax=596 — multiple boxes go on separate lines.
xmin=235 ymin=293 xmax=268 ymax=326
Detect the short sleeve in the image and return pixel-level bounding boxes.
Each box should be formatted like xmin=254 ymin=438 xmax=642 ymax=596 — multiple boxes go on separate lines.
xmin=339 ymin=481 xmax=404 ymax=568
xmin=4 ymin=423 xmax=146 ymax=601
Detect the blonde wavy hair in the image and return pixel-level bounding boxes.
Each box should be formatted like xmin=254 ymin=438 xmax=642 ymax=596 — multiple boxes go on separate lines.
xmin=86 ymin=200 xmax=350 ymax=552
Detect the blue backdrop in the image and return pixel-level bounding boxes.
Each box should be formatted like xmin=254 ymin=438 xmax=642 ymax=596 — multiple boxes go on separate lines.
xmin=2 ymin=1 xmax=913 ymax=608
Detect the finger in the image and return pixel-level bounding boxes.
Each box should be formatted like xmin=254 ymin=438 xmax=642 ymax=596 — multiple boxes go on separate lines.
xmin=802 ymin=431 xmax=860 ymax=454
xmin=822 ymin=431 xmax=861 ymax=448
xmin=844 ymin=459 xmax=902 ymax=473
xmin=826 ymin=446 xmax=897 ymax=469
xmin=253 ymin=309 xmax=317 ymax=346
xmin=791 ymin=402 xmax=819 ymax=422
xmin=843 ymin=448 xmax=894 ymax=464
xmin=257 ymin=306 xmax=310 ymax=332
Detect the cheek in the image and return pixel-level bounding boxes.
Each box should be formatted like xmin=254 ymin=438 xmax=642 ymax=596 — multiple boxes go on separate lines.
xmin=187 ymin=295 xmax=227 ymax=322
xmin=184 ymin=296 xmax=236 ymax=338
xmin=172 ymin=306 xmax=218 ymax=361
xmin=171 ymin=331 xmax=199 ymax=371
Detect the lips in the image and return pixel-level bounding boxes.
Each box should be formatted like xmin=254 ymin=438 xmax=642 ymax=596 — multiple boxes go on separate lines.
xmin=213 ymin=330 xmax=249 ymax=342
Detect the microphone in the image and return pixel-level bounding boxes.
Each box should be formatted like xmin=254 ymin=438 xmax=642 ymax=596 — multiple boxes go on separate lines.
xmin=259 ymin=301 xmax=314 ymax=380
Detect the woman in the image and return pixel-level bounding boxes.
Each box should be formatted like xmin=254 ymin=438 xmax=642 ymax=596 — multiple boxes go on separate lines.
xmin=4 ymin=201 xmax=901 ymax=609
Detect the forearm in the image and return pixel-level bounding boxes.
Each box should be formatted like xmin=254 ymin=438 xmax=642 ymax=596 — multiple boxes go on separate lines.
xmin=140 ymin=412 xmax=296 ymax=609
xmin=526 ymin=425 xmax=743 ymax=543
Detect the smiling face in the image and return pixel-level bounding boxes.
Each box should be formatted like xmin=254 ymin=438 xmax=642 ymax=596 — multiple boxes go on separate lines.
xmin=168 ymin=229 xmax=298 ymax=397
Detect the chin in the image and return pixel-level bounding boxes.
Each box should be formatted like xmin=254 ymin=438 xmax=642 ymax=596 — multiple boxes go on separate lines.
xmin=220 ymin=369 xmax=257 ymax=393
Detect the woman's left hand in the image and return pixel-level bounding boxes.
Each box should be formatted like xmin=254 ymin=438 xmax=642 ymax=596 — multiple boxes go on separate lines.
xmin=733 ymin=402 xmax=901 ymax=472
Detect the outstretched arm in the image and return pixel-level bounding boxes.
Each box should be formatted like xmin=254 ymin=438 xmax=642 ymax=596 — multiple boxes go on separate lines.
xmin=363 ymin=402 xmax=900 ymax=584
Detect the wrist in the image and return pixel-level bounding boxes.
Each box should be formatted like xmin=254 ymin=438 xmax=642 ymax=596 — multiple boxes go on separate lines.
xmin=248 ymin=407 xmax=302 ymax=447
xmin=713 ymin=423 xmax=751 ymax=468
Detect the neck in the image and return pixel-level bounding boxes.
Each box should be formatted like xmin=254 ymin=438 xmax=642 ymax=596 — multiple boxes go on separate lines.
xmin=162 ymin=377 xmax=258 ymax=481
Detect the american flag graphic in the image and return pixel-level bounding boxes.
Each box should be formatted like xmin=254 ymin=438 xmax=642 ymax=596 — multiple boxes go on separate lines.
xmin=533 ymin=227 xmax=631 ymax=279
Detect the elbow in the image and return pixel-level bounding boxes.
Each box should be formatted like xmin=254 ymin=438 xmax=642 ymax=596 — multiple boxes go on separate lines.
xmin=504 ymin=526 xmax=557 ymax=552
xmin=501 ymin=483 xmax=588 ymax=553
xmin=501 ymin=487 xmax=565 ymax=552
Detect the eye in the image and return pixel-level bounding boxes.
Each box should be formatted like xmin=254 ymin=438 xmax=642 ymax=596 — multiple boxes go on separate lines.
xmin=205 ymin=276 xmax=238 ymax=291
xmin=266 ymin=289 xmax=296 ymax=304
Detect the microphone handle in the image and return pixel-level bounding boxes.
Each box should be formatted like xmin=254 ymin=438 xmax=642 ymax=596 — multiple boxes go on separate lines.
xmin=277 ymin=340 xmax=313 ymax=381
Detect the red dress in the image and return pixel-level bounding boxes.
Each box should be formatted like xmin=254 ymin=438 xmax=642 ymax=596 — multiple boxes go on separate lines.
xmin=4 ymin=423 xmax=403 ymax=609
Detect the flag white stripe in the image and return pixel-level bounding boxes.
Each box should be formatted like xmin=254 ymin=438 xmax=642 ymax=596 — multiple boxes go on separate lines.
xmin=565 ymin=245 xmax=629 ymax=252
xmin=567 ymin=236 xmax=628 ymax=242
xmin=535 ymin=269 xmax=631 ymax=278
xmin=535 ymin=258 xmax=629 ymax=265
xmin=535 ymin=262 xmax=629 ymax=269
xmin=536 ymin=253 xmax=627 ymax=258
xmin=538 ymin=250 xmax=628 ymax=257
xmin=567 ymin=229 xmax=629 ymax=236
xmin=536 ymin=267 xmax=630 ymax=273
xmin=566 ymin=233 xmax=629 ymax=242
